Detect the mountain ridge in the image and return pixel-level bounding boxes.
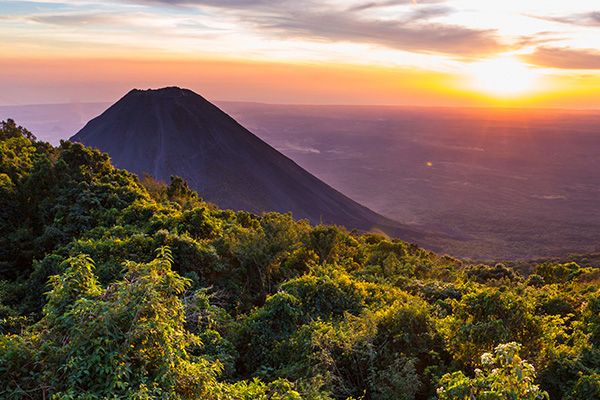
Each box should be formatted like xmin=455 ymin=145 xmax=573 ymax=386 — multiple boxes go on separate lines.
xmin=70 ymin=86 xmax=434 ymax=245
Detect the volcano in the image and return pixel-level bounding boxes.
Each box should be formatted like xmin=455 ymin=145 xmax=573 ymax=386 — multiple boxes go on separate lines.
xmin=71 ymin=87 xmax=428 ymax=241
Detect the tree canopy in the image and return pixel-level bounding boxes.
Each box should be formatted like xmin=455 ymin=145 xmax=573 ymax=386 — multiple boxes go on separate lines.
xmin=0 ymin=120 xmax=598 ymax=399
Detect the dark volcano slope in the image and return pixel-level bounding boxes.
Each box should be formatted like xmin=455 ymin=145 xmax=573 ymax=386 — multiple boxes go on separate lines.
xmin=71 ymin=87 xmax=428 ymax=241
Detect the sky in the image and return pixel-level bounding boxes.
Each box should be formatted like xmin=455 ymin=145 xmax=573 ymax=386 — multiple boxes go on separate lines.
xmin=1 ymin=0 xmax=600 ymax=108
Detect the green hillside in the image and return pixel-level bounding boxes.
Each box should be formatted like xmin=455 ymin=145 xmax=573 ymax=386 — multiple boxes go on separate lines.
xmin=0 ymin=118 xmax=598 ymax=399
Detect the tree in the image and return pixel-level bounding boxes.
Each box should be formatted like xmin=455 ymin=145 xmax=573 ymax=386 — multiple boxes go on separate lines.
xmin=437 ymin=342 xmax=549 ymax=400
xmin=0 ymin=119 xmax=36 ymax=141
xmin=167 ymin=175 xmax=198 ymax=208
xmin=439 ymin=288 xmax=542 ymax=366
xmin=0 ymin=248 xmax=221 ymax=399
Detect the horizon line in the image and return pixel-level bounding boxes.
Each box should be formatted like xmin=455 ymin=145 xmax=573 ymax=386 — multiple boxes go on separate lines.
xmin=1 ymin=99 xmax=599 ymax=114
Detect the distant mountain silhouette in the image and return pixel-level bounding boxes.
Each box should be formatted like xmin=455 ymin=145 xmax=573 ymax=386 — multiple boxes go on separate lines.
xmin=70 ymin=87 xmax=429 ymax=242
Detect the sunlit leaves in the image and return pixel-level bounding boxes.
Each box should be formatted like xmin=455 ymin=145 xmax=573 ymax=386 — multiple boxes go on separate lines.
xmin=437 ymin=342 xmax=549 ymax=400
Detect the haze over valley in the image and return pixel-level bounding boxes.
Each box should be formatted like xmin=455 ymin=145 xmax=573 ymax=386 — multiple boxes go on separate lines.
xmin=226 ymin=104 xmax=600 ymax=260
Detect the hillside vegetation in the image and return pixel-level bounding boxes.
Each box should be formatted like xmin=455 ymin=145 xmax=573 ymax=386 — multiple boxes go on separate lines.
xmin=0 ymin=119 xmax=598 ymax=399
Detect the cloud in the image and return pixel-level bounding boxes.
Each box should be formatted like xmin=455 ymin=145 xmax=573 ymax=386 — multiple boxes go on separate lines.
xmin=524 ymin=47 xmax=600 ymax=69
xmin=348 ymin=0 xmax=446 ymax=12
xmin=5 ymin=0 xmax=503 ymax=58
xmin=402 ymin=5 xmax=453 ymax=21
xmin=122 ymin=0 xmax=501 ymax=56
xmin=128 ymin=0 xmax=285 ymax=7
xmin=141 ymin=0 xmax=445 ymax=8
xmin=513 ymin=31 xmax=563 ymax=47
xmin=246 ymin=9 xmax=502 ymax=56
xmin=533 ymin=11 xmax=600 ymax=27
xmin=29 ymin=12 xmax=123 ymax=25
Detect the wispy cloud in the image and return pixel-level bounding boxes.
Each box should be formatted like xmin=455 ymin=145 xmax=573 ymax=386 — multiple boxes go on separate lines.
xmin=29 ymin=12 xmax=124 ymax=25
xmin=139 ymin=0 xmax=444 ymax=8
xmin=524 ymin=46 xmax=600 ymax=69
xmin=119 ymin=0 xmax=501 ymax=57
xmin=126 ymin=0 xmax=290 ymax=7
xmin=246 ymin=11 xmax=501 ymax=56
xmin=513 ymin=31 xmax=563 ymax=48
xmin=532 ymin=11 xmax=600 ymax=28
xmin=348 ymin=0 xmax=446 ymax=13
xmin=3 ymin=1 xmax=597 ymax=69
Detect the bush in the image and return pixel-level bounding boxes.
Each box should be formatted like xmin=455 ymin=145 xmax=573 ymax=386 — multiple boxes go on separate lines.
xmin=437 ymin=342 xmax=548 ymax=400
xmin=535 ymin=262 xmax=582 ymax=284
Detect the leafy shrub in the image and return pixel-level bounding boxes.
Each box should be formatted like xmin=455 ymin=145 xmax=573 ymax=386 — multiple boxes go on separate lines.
xmin=437 ymin=342 xmax=548 ymax=400
xmin=535 ymin=262 xmax=582 ymax=284
xmin=466 ymin=263 xmax=520 ymax=283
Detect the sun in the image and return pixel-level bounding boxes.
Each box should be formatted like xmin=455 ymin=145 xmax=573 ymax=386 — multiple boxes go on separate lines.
xmin=467 ymin=56 xmax=539 ymax=97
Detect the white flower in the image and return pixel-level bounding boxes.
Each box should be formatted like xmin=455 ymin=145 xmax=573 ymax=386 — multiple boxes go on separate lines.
xmin=481 ymin=352 xmax=493 ymax=365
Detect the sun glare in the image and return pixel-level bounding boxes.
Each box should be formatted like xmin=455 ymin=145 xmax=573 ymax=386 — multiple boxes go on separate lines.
xmin=467 ymin=56 xmax=539 ymax=97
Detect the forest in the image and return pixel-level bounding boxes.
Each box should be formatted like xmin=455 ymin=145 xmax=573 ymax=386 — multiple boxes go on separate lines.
xmin=0 ymin=118 xmax=598 ymax=399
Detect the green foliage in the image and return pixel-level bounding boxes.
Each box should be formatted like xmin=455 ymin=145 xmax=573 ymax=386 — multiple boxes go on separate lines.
xmin=279 ymin=268 xmax=366 ymax=320
xmin=527 ymin=274 xmax=546 ymax=288
xmin=437 ymin=342 xmax=549 ymax=400
xmin=1 ymin=248 xmax=221 ymax=399
xmin=439 ymin=287 xmax=543 ymax=366
xmin=0 ymin=131 xmax=146 ymax=280
xmin=305 ymin=297 xmax=440 ymax=399
xmin=466 ymin=263 xmax=521 ymax=284
xmin=167 ymin=175 xmax=200 ymax=208
xmin=367 ymin=357 xmax=420 ymax=400
xmin=568 ymin=372 xmax=600 ymax=400
xmin=309 ymin=225 xmax=343 ymax=263
xmin=535 ymin=262 xmax=582 ymax=284
xmin=0 ymin=120 xmax=598 ymax=399
xmin=235 ymin=292 xmax=306 ymax=378
xmin=0 ymin=118 xmax=36 ymax=141
xmin=219 ymin=378 xmax=302 ymax=400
